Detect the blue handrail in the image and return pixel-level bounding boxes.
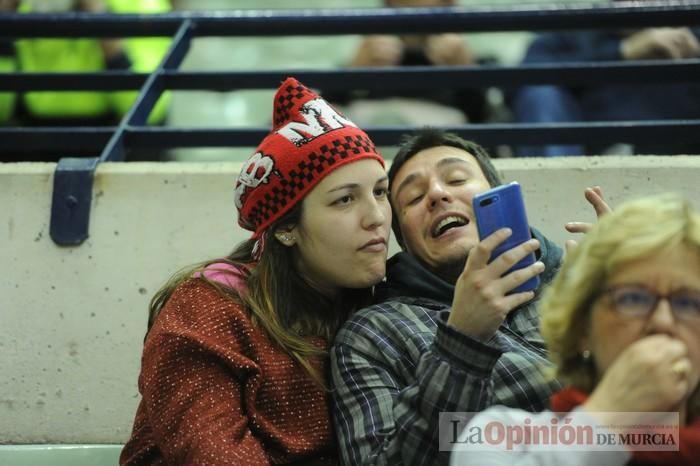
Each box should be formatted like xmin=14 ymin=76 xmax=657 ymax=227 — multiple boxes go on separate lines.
xmin=1 ymin=2 xmax=699 ymax=37
xmin=1 ymin=1 xmax=699 ymax=245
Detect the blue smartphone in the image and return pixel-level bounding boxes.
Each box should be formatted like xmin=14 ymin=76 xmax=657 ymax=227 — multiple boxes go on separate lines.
xmin=472 ymin=182 xmax=540 ymax=293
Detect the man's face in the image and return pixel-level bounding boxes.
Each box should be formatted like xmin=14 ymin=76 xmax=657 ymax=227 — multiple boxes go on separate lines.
xmin=391 ymin=145 xmax=491 ymax=272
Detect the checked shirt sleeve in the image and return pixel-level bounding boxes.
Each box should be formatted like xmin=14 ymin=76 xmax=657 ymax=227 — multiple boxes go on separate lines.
xmin=330 ymin=304 xmax=504 ymax=466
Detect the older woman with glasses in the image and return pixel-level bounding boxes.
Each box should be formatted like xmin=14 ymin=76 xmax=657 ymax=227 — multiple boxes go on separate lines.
xmin=452 ymin=193 xmax=700 ymax=466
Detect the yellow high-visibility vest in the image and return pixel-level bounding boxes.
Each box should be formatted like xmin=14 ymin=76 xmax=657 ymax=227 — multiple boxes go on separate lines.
xmin=13 ymin=0 xmax=171 ymax=124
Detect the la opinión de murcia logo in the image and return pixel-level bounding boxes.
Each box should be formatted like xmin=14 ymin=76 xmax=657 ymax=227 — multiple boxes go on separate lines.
xmin=440 ymin=411 xmax=680 ymax=453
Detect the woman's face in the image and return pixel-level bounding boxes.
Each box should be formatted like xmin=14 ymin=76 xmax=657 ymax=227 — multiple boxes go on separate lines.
xmin=287 ymin=159 xmax=391 ymax=297
xmin=584 ymin=245 xmax=700 ymax=394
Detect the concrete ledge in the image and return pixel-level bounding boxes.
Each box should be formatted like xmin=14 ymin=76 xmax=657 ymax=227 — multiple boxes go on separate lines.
xmin=1 ymin=157 xmax=698 ymax=443
xmin=0 ymin=444 xmax=121 ymax=466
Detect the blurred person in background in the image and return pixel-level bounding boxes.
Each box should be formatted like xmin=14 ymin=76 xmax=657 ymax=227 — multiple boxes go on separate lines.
xmin=0 ymin=0 xmax=171 ymax=161
xmin=512 ymin=20 xmax=700 ymax=157
xmin=327 ymin=0 xmax=490 ymax=128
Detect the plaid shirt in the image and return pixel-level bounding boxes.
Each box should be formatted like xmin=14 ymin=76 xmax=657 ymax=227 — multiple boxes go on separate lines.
xmin=330 ymin=231 xmax=562 ymax=466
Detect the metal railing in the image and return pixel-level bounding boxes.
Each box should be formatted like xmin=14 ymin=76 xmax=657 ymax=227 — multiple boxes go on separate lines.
xmin=1 ymin=0 xmax=700 ymax=245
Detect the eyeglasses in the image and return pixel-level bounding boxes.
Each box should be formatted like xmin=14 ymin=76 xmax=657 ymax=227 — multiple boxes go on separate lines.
xmin=599 ymin=285 xmax=700 ymax=320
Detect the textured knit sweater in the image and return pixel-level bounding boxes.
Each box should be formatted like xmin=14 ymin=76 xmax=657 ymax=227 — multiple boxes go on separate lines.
xmin=120 ymin=278 xmax=337 ymax=466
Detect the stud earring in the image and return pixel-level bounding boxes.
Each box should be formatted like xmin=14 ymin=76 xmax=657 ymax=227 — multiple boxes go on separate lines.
xmin=279 ymin=234 xmax=295 ymax=243
xmin=581 ymin=350 xmax=591 ymax=361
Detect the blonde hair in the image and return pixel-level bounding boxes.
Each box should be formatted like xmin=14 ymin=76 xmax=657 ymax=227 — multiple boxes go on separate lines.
xmin=539 ymin=193 xmax=700 ymax=416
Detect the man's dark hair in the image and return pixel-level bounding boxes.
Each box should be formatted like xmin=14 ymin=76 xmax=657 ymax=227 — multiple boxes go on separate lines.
xmin=388 ymin=127 xmax=503 ymax=249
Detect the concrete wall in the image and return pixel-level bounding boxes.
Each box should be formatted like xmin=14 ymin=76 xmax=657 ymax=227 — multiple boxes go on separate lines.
xmin=2 ymin=157 xmax=699 ymax=443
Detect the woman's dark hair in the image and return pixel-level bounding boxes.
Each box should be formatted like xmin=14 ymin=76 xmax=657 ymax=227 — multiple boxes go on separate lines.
xmin=147 ymin=202 xmax=372 ymax=387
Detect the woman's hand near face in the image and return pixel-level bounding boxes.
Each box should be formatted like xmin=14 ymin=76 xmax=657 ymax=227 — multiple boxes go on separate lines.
xmin=583 ymin=334 xmax=691 ymax=417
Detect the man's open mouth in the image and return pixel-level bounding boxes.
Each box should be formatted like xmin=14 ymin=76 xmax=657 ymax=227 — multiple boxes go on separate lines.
xmin=432 ymin=215 xmax=469 ymax=238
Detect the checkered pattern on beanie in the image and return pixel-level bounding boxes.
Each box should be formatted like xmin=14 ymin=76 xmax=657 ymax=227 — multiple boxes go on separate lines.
xmin=235 ymin=77 xmax=384 ymax=239
xmin=246 ymin=134 xmax=378 ymax=229
xmin=273 ymin=83 xmax=307 ymax=129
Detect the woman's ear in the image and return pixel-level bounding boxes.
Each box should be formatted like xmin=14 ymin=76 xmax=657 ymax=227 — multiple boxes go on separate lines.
xmin=274 ymin=226 xmax=297 ymax=247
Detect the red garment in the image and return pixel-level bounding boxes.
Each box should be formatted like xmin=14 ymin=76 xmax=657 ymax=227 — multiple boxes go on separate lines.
xmin=120 ymin=279 xmax=337 ymax=465
xmin=551 ymin=387 xmax=700 ymax=466
xmin=234 ymin=77 xmax=383 ymax=238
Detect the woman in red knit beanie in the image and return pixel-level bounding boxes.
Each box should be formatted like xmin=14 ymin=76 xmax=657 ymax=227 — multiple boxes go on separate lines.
xmin=451 ymin=194 xmax=700 ymax=465
xmin=120 ymin=77 xmax=391 ymax=466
